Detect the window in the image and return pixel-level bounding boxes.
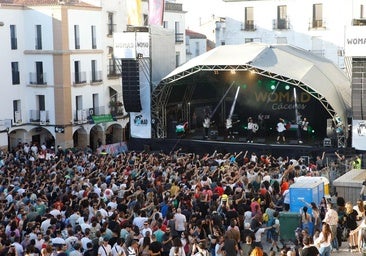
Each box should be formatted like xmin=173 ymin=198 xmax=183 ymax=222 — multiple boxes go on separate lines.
xmin=37 ymin=95 xmax=45 ymax=111
xmin=175 ymin=22 xmax=183 ymax=43
xmin=10 ymin=25 xmax=17 ymax=50
xmin=195 ymin=42 xmax=199 ymax=56
xmin=36 ymin=62 xmax=44 ymax=84
xmin=277 ymin=5 xmax=287 ymax=29
xmin=91 ymin=25 xmax=97 ymax=49
xmin=312 ymin=4 xmax=323 ymax=28
xmin=91 ymin=60 xmax=97 ymax=82
xmin=11 ymin=62 xmax=20 ymax=85
xmin=107 ymin=12 xmax=114 ymax=36
xmin=163 ymin=21 xmax=168 ymax=29
xmin=35 ymin=25 xmax=42 ymax=50
xmin=74 ymin=61 xmax=85 ymax=84
xmin=74 ymin=25 xmax=80 ymax=49
xmin=175 ymin=52 xmax=180 ymax=67
xmin=13 ymin=100 xmax=21 ymax=124
xmin=244 ymin=7 xmax=255 ymax=30
xmin=361 ymin=5 xmax=365 ymax=18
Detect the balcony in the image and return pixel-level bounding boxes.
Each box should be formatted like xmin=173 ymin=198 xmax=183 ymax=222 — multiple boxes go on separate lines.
xmin=241 ymin=20 xmax=256 ymax=31
xmin=309 ymin=19 xmax=326 ymax=30
xmin=73 ymin=72 xmax=87 ymax=86
xmin=90 ymin=71 xmax=103 ymax=84
xmin=107 ymin=63 xmax=121 ymax=79
xmin=14 ymin=110 xmax=22 ymax=125
xmin=109 ymin=101 xmax=125 ymax=117
xmin=29 ymin=72 xmax=47 ymax=86
xmin=107 ymin=24 xmax=116 ymax=36
xmin=273 ymin=18 xmax=290 ymax=30
xmin=74 ymin=109 xmax=89 ymax=124
xmin=352 ymin=18 xmax=366 ymax=26
xmin=175 ymin=33 xmax=184 ymax=43
xmin=29 ymin=110 xmax=49 ymax=125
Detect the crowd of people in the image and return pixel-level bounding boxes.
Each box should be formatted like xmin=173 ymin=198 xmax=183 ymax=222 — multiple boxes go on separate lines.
xmin=0 ymin=142 xmax=363 ymax=256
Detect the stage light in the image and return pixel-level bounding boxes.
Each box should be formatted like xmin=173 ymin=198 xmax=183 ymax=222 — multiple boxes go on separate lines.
xmin=241 ymin=84 xmax=247 ymax=89
xmin=270 ymin=85 xmax=276 ymax=90
xmin=230 ymin=70 xmax=236 ymax=74
xmin=214 ymin=70 xmax=219 ymax=75
xmin=285 ymin=85 xmax=290 ymax=90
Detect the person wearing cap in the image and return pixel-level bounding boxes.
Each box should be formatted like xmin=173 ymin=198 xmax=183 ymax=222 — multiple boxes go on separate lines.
xmin=98 ymin=237 xmax=112 ymax=256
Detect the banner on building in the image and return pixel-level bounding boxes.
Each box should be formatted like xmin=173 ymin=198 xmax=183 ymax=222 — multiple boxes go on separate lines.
xmin=114 ymin=32 xmax=150 ymax=59
xmin=148 ymin=0 xmax=165 ymax=26
xmin=352 ymin=119 xmax=366 ymax=150
xmin=127 ymin=0 xmax=143 ymax=26
xmin=345 ymin=26 xmax=366 ymax=57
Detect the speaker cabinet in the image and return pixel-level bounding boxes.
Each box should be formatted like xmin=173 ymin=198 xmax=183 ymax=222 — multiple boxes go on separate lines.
xmin=122 ymin=59 xmax=142 ymax=112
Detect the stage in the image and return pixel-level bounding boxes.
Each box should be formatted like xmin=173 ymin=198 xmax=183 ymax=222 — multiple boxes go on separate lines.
xmin=127 ymin=135 xmax=352 ymax=160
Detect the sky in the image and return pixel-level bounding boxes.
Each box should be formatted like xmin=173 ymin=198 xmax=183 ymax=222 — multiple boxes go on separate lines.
xmin=182 ymin=0 xmax=226 ymax=28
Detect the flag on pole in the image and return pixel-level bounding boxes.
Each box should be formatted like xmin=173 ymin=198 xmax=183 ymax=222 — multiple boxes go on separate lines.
xmin=148 ymin=0 xmax=165 ymax=26
xmin=127 ymin=0 xmax=143 ymax=26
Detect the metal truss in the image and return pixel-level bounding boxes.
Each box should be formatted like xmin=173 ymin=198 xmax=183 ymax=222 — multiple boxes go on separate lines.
xmin=152 ymin=65 xmax=338 ymax=138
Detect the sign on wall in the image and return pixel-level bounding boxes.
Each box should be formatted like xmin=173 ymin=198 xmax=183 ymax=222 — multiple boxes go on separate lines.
xmin=114 ymin=32 xmax=150 ymax=59
xmin=345 ymin=26 xmax=366 ymax=57
xmin=352 ymin=119 xmax=366 ymax=150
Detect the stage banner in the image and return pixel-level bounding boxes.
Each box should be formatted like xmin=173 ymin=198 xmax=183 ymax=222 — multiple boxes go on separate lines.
xmin=114 ymin=32 xmax=136 ymax=59
xmin=148 ymin=0 xmax=165 ymax=26
xmin=97 ymin=142 xmax=128 ymax=156
xmin=127 ymin=0 xmax=142 ymax=26
xmin=352 ymin=119 xmax=366 ymax=150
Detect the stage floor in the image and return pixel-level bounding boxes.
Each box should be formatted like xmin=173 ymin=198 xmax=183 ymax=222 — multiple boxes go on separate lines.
xmin=127 ymin=135 xmax=349 ymax=160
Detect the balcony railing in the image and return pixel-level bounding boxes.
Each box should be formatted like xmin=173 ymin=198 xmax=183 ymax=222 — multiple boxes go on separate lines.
xmin=74 ymin=109 xmax=89 ymax=124
xmin=90 ymin=71 xmax=103 ymax=84
xmin=29 ymin=110 xmax=49 ymax=124
xmin=352 ymin=18 xmax=366 ymax=26
xmin=89 ymin=106 xmax=107 ymax=116
xmin=107 ymin=24 xmax=116 ymax=36
xmin=273 ymin=19 xmax=290 ymax=30
xmin=309 ymin=19 xmax=326 ymax=29
xmin=14 ymin=110 xmax=22 ymax=125
xmin=175 ymin=33 xmax=184 ymax=43
xmin=107 ymin=63 xmax=121 ymax=78
xmin=73 ymin=72 xmax=87 ymax=85
xmin=241 ymin=20 xmax=256 ymax=31
xmin=29 ymin=72 xmax=47 ymax=85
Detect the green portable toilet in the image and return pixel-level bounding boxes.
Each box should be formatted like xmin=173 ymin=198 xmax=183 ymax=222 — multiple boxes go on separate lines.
xmin=279 ymin=212 xmax=301 ymax=241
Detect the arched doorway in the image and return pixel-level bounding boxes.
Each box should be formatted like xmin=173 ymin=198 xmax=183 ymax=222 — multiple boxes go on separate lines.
xmin=105 ymin=124 xmax=123 ymax=144
xmin=73 ymin=126 xmax=88 ymax=149
xmin=90 ymin=125 xmax=103 ymax=151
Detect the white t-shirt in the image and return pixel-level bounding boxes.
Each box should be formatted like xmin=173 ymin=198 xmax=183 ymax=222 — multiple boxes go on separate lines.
xmin=98 ymin=244 xmax=112 ymax=256
xmin=174 ymin=213 xmax=187 ymax=232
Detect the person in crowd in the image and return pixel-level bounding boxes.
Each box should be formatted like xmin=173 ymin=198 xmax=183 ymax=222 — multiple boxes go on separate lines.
xmin=322 ymin=201 xmax=339 ymax=252
xmin=314 ymin=223 xmax=332 ymax=256
xmin=344 ymin=201 xmax=359 ymax=251
xmin=301 ymin=236 xmax=319 ymax=256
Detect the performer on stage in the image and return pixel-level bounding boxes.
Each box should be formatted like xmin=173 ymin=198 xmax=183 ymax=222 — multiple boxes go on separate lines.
xmin=247 ymin=117 xmax=256 ymax=143
xmin=226 ymin=118 xmax=240 ymax=139
xmin=276 ymin=118 xmax=286 ymax=144
xmin=298 ymin=117 xmax=309 ymax=144
xmin=203 ymin=115 xmax=212 ymax=139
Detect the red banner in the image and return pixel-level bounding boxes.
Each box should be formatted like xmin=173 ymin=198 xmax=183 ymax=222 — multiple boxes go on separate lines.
xmin=148 ymin=0 xmax=165 ymax=26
